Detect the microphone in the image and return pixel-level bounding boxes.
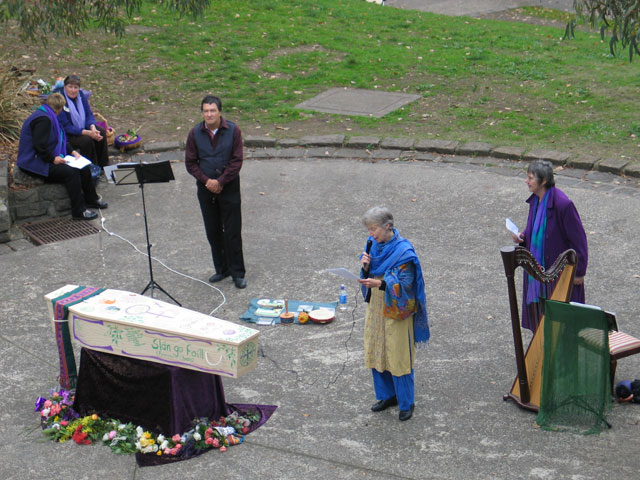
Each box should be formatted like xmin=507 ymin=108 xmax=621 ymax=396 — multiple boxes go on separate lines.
xmin=364 ymin=239 xmax=372 ymax=279
xmin=363 ymin=239 xmax=373 ymax=303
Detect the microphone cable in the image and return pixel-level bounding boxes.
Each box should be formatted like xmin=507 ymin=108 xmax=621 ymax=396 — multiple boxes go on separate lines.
xmin=97 ymin=210 xmax=226 ymax=316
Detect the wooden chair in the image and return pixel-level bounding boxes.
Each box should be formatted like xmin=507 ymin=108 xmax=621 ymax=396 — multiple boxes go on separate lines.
xmin=605 ymin=312 xmax=640 ymax=393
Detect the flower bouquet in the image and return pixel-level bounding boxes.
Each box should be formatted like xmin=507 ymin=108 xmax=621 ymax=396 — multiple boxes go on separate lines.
xmin=35 ymin=390 xmax=261 ymax=461
xmin=114 ymin=128 xmax=142 ymax=152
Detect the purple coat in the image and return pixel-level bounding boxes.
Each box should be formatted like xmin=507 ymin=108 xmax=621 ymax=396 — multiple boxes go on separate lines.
xmin=520 ymin=187 xmax=588 ymax=331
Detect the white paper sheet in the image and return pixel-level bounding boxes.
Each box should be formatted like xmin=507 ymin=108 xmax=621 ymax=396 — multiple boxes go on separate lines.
xmin=505 ymin=218 xmax=520 ymax=236
xmin=325 ymin=268 xmax=360 ymax=283
xmin=64 ymin=155 xmax=92 ymax=170
xmin=103 ymin=164 xmax=118 ymax=183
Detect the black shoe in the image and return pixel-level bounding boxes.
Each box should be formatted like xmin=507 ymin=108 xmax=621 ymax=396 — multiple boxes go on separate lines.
xmin=209 ymin=272 xmax=230 ymax=283
xmin=371 ymin=396 xmax=398 ymax=412
xmin=233 ymin=277 xmax=247 ymax=289
xmin=87 ymin=200 xmax=108 ymax=209
xmin=399 ymin=404 xmax=414 ymax=421
xmin=73 ymin=209 xmax=98 ymax=220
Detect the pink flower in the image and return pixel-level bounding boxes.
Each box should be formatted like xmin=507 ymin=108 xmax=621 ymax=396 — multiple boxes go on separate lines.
xmin=163 ymin=448 xmax=171 ymax=455
xmin=108 ymin=430 xmax=117 ymax=440
xmin=212 ymin=438 xmax=220 ymax=448
xmin=175 ymin=444 xmax=182 ymax=450
xmin=171 ymin=434 xmax=181 ymax=443
xmin=219 ymin=446 xmax=227 ymax=452
xmin=43 ymin=400 xmax=52 ymax=408
xmin=170 ymin=447 xmax=179 ymax=455
xmin=60 ymin=420 xmax=68 ymax=426
xmin=205 ymin=437 xmax=214 ymax=445
xmin=52 ymin=392 xmax=60 ymax=399
xmin=241 ymin=426 xmax=249 ymax=434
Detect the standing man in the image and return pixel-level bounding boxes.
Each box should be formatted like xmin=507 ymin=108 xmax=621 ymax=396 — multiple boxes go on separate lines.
xmin=185 ymin=95 xmax=246 ymax=289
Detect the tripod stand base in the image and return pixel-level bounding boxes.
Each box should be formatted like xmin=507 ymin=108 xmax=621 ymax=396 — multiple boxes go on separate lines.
xmin=141 ymin=280 xmax=181 ymax=306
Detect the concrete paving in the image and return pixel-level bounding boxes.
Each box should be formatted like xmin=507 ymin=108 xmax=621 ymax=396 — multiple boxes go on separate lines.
xmin=386 ymin=0 xmax=575 ymax=16
xmin=2 ymin=148 xmax=640 ymax=479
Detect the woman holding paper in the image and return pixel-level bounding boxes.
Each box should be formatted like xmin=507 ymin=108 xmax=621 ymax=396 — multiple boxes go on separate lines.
xmin=56 ymin=75 xmax=109 ymax=167
xmin=512 ymin=160 xmax=588 ymax=332
xmin=358 ymin=206 xmax=429 ymax=422
xmin=17 ymin=93 xmax=107 ymax=220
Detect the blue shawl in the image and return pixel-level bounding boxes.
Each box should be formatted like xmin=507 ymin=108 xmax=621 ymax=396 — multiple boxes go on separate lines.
xmin=526 ymin=190 xmax=549 ymax=305
xmin=361 ymin=229 xmax=430 ymax=346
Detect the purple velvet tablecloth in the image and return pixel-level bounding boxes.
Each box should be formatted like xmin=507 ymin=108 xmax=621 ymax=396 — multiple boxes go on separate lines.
xmin=73 ymin=348 xmax=227 ymax=435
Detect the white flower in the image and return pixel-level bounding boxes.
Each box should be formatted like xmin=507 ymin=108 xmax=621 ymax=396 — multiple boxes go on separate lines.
xmin=160 ymin=440 xmax=169 ymax=450
xmin=102 ymin=433 xmax=109 ymax=441
xmin=193 ymin=432 xmax=201 ymax=441
xmin=157 ymin=434 xmax=165 ymax=443
xmin=118 ymin=424 xmax=127 ymax=431
xmin=136 ymin=426 xmax=144 ymax=436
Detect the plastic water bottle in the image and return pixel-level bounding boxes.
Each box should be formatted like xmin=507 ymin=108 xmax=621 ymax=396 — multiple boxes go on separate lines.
xmin=339 ymin=284 xmax=347 ymax=311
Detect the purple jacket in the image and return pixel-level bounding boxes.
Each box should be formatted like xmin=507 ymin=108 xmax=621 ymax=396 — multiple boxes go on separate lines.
xmin=520 ymin=186 xmax=588 ymax=329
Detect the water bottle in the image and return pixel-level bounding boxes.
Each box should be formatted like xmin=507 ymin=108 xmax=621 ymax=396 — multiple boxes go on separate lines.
xmin=339 ymin=284 xmax=347 ymax=311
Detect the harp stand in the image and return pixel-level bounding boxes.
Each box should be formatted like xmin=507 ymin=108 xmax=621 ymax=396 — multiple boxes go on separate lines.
xmin=113 ymin=161 xmax=181 ymax=306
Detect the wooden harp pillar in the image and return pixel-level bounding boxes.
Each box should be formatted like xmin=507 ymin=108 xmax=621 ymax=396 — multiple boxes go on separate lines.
xmin=500 ymin=246 xmax=577 ymax=412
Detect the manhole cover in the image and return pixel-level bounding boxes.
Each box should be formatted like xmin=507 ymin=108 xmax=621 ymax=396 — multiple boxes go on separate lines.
xmin=296 ymin=88 xmax=421 ymax=117
xmin=21 ymin=217 xmax=100 ymax=245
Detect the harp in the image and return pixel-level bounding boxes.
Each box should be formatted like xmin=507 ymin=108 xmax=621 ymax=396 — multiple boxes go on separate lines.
xmin=500 ymin=246 xmax=577 ymax=412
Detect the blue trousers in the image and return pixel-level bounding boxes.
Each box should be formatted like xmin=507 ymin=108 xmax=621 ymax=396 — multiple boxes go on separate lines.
xmin=372 ymin=369 xmax=414 ymax=411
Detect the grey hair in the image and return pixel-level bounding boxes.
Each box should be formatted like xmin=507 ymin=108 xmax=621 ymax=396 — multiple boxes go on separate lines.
xmin=527 ymin=160 xmax=555 ymax=188
xmin=362 ymin=206 xmax=394 ymax=229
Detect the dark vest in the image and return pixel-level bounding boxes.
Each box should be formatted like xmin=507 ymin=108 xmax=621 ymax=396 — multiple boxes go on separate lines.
xmin=193 ymin=121 xmax=236 ymax=179
xmin=17 ymin=109 xmax=57 ymax=177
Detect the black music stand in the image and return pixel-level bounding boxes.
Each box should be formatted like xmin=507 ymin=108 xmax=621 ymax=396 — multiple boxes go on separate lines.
xmin=113 ymin=161 xmax=181 ymax=306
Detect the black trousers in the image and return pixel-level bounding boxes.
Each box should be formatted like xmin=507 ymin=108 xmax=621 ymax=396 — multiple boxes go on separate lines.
xmin=47 ymin=163 xmax=100 ymax=217
xmin=67 ymin=125 xmax=109 ymax=167
xmin=196 ymin=177 xmax=245 ymax=279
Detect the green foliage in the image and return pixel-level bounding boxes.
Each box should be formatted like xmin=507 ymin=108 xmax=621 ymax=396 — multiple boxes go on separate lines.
xmin=568 ymin=0 xmax=640 ymax=61
xmin=0 ymin=0 xmax=209 ymax=42
xmin=4 ymin=0 xmax=640 ymax=160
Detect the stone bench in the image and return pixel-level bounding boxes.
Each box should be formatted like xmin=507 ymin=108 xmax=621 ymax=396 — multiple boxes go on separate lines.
xmin=9 ymin=167 xmax=72 ymax=223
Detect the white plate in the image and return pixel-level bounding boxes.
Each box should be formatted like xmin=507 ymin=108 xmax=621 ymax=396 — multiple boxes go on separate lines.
xmin=309 ymin=309 xmax=335 ymax=324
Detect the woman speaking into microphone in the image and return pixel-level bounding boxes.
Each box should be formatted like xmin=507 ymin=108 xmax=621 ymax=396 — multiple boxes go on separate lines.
xmin=358 ymin=206 xmax=430 ymax=421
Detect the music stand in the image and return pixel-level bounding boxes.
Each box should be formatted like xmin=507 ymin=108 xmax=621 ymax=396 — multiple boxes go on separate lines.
xmin=113 ymin=161 xmax=181 ymax=306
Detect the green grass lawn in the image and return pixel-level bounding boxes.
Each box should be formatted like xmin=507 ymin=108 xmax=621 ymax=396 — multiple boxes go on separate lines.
xmin=3 ymin=0 xmax=640 ymax=162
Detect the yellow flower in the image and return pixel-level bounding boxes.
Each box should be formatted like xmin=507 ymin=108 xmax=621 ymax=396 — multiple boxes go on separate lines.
xmin=157 ymin=450 xmax=162 ymax=456
xmin=91 ymin=414 xmax=99 ymax=421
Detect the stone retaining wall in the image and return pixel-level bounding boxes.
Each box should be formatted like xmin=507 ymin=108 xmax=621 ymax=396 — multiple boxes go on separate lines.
xmin=9 ymin=168 xmax=71 ymax=222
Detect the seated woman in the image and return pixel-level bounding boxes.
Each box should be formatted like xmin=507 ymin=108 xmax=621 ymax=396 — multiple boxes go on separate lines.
xmin=56 ymin=75 xmax=109 ymax=168
xmin=17 ymin=93 xmax=108 ymax=220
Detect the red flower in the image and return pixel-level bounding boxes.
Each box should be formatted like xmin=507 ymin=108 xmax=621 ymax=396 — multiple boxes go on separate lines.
xmin=72 ymin=425 xmax=91 ymax=445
